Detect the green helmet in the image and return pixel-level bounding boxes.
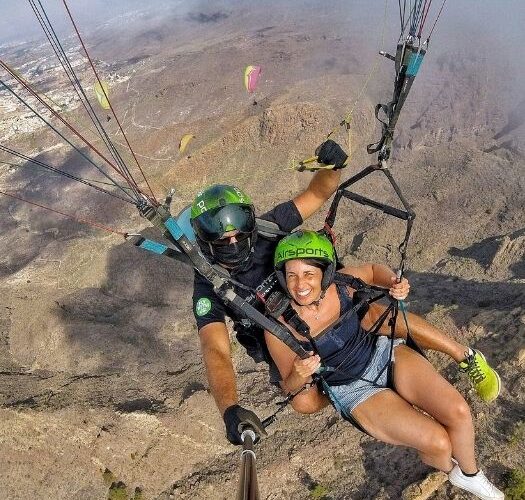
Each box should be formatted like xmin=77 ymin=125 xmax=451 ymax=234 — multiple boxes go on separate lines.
xmin=190 ymin=184 xmax=252 ymax=220
xmin=190 ymin=184 xmax=256 ymax=266
xmin=274 ymin=230 xmax=336 ymax=291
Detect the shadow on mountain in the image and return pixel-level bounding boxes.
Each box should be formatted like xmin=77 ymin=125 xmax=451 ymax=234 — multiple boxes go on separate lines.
xmin=187 ymin=11 xmax=229 ymax=24
xmin=58 ymin=230 xmax=196 ymax=368
xmin=509 ymin=259 xmax=525 ymax=278
xmin=410 ymin=271 xmax=524 ymax=315
xmin=493 ymin=98 xmax=525 ymax=140
xmin=483 ymin=140 xmax=522 ymax=156
xmin=354 ymin=440 xmax=429 ymax=499
xmin=0 ymin=148 xmax=134 ymax=278
xmin=407 ymin=270 xmax=524 ymax=371
xmin=447 ymin=227 xmax=525 ymax=277
xmin=410 ymin=86 xmax=446 ymax=131
xmin=0 ymin=231 xmax=204 ymax=411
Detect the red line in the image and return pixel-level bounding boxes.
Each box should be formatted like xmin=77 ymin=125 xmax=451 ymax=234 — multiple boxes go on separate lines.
xmin=61 ymin=0 xmax=158 ymax=205
xmin=0 ymin=189 xmax=128 ymax=236
xmin=427 ymin=0 xmax=447 ymax=41
xmin=417 ymin=0 xmax=431 ymax=39
xmin=0 ymin=59 xmax=141 ymax=194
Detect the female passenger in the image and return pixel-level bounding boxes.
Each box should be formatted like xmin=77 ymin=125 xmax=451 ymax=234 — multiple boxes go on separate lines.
xmin=264 ymin=230 xmax=503 ymax=500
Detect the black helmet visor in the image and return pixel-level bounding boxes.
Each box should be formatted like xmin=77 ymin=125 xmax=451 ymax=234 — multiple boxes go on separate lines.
xmin=193 ymin=204 xmax=255 ymax=242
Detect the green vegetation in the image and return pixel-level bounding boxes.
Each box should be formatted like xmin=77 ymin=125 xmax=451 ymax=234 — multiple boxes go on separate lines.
xmin=102 ymin=469 xmax=143 ymax=500
xmin=230 ymin=338 xmax=240 ymax=355
xmin=102 ymin=468 xmax=116 ymax=486
xmin=430 ymin=303 xmax=459 ymax=314
xmin=310 ymin=483 xmax=330 ymax=499
xmin=508 ymin=421 xmax=525 ymax=447
xmin=504 ymin=468 xmax=525 ymax=500
xmin=132 ymin=487 xmax=144 ymax=500
xmin=108 ymin=481 xmax=128 ymax=500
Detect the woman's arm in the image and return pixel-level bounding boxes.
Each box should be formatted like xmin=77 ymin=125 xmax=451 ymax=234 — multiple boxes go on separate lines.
xmin=341 ymin=263 xmax=410 ymax=300
xmin=264 ymin=331 xmax=319 ymax=393
xmin=264 ymin=331 xmax=329 ymax=413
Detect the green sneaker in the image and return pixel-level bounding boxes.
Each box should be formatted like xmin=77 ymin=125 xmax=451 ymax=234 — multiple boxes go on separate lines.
xmin=459 ymin=349 xmax=501 ymax=403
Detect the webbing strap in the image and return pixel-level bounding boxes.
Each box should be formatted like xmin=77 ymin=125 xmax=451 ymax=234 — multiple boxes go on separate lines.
xmin=282 ymin=306 xmax=311 ymax=340
xmin=139 ymin=205 xmax=310 ymax=359
xmin=255 ymin=218 xmax=289 ymax=239
xmin=367 ymin=43 xmax=426 ymax=160
xmin=399 ymin=300 xmax=426 ymax=357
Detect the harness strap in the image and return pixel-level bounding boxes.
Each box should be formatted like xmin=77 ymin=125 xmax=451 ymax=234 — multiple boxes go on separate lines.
xmin=399 ymin=300 xmax=426 ymax=357
xmin=140 ymin=205 xmax=310 ymax=360
xmin=333 ymin=271 xmax=394 ymax=294
xmin=277 ymin=278 xmax=425 ymax=434
xmin=282 ymin=306 xmax=311 ymax=339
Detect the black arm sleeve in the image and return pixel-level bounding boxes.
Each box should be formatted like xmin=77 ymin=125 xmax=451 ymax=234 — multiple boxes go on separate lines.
xmin=259 ymin=200 xmax=303 ymax=232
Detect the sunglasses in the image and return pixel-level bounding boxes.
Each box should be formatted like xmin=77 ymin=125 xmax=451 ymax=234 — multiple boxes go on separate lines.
xmin=193 ymin=204 xmax=255 ymax=242
xmin=212 ymin=232 xmax=252 ymax=246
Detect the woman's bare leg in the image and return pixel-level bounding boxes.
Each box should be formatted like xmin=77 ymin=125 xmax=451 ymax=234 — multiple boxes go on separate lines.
xmin=392 ymin=345 xmax=478 ymax=473
xmin=364 ymin=303 xmax=468 ymax=362
xmin=352 ymin=389 xmax=455 ymax=471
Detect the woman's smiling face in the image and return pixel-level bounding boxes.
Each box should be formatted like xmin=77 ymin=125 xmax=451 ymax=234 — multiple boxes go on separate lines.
xmin=284 ymin=259 xmax=324 ymax=305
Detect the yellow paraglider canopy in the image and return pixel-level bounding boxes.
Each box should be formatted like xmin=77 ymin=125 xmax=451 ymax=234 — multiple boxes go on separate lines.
xmin=94 ymin=80 xmax=110 ymax=110
xmin=179 ymin=134 xmax=195 ymax=154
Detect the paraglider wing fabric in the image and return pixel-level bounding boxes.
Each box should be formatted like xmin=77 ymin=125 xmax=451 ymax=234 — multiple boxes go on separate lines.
xmin=244 ymin=65 xmax=261 ymax=93
xmin=179 ymin=134 xmax=195 ymax=153
xmin=94 ymin=81 xmax=110 ymax=110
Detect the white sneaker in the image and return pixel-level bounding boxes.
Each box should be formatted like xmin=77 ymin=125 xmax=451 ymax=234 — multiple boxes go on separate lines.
xmin=448 ymin=465 xmax=504 ymax=500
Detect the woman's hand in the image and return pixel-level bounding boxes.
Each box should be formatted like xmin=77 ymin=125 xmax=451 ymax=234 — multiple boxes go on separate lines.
xmin=389 ymin=276 xmax=410 ymax=300
xmin=292 ymin=352 xmax=321 ymax=380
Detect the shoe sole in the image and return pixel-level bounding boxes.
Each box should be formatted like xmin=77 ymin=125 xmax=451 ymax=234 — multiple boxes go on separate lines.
xmin=487 ymin=370 xmax=502 ymax=402
xmin=449 ymin=476 xmax=504 ymax=500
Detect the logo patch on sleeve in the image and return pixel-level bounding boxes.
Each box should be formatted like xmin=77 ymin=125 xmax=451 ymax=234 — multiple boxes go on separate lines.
xmin=195 ymin=297 xmax=212 ymax=316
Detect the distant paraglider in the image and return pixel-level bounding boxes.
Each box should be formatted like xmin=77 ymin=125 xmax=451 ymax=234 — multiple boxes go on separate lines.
xmin=243 ymin=65 xmax=261 ymax=94
xmin=179 ymin=133 xmax=195 ymax=154
xmin=94 ymin=80 xmax=110 ymax=110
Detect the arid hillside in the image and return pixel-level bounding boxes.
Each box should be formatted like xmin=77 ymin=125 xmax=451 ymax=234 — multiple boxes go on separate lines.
xmin=0 ymin=1 xmax=523 ymax=499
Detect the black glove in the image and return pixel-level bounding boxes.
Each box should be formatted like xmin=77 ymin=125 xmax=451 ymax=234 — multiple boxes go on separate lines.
xmin=223 ymin=404 xmax=267 ymax=445
xmin=315 ymin=139 xmax=348 ymax=170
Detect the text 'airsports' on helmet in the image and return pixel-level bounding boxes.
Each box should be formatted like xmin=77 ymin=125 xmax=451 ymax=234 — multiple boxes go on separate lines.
xmin=274 ymin=230 xmax=336 ymax=292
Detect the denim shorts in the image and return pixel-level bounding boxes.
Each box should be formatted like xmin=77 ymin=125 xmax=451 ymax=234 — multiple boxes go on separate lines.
xmin=327 ymin=336 xmax=405 ymax=414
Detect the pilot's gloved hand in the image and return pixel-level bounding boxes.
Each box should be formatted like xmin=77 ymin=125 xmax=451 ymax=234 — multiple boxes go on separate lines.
xmin=223 ymin=404 xmax=267 ymax=445
xmin=315 ymin=139 xmax=348 ymax=170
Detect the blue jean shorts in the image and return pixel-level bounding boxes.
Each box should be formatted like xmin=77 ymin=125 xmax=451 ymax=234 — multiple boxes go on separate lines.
xmin=327 ymin=336 xmax=405 ymax=415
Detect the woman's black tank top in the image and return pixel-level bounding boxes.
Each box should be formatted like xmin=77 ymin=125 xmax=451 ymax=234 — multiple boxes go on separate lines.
xmin=305 ymin=284 xmax=377 ymax=385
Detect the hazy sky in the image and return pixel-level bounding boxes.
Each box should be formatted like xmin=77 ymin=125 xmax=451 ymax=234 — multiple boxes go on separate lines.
xmin=1 ymin=0 xmax=524 ymax=76
xmin=1 ymin=0 xmax=524 ymax=46
xmin=0 ymin=0 xmax=171 ymax=45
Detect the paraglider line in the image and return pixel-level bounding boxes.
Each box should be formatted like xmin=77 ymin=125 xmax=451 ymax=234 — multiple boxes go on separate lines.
xmin=0 ymin=144 xmax=135 ymax=204
xmin=417 ymin=0 xmax=432 ymax=39
xmin=0 ymin=78 xmax=136 ymax=203
xmin=426 ymin=0 xmax=447 ymax=40
xmin=1 ymin=59 xmax=142 ymax=202
xmin=28 ymin=0 xmax=145 ymax=202
xmin=0 ymin=189 xmax=128 ymax=237
xmin=61 ymin=0 xmax=158 ymax=205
